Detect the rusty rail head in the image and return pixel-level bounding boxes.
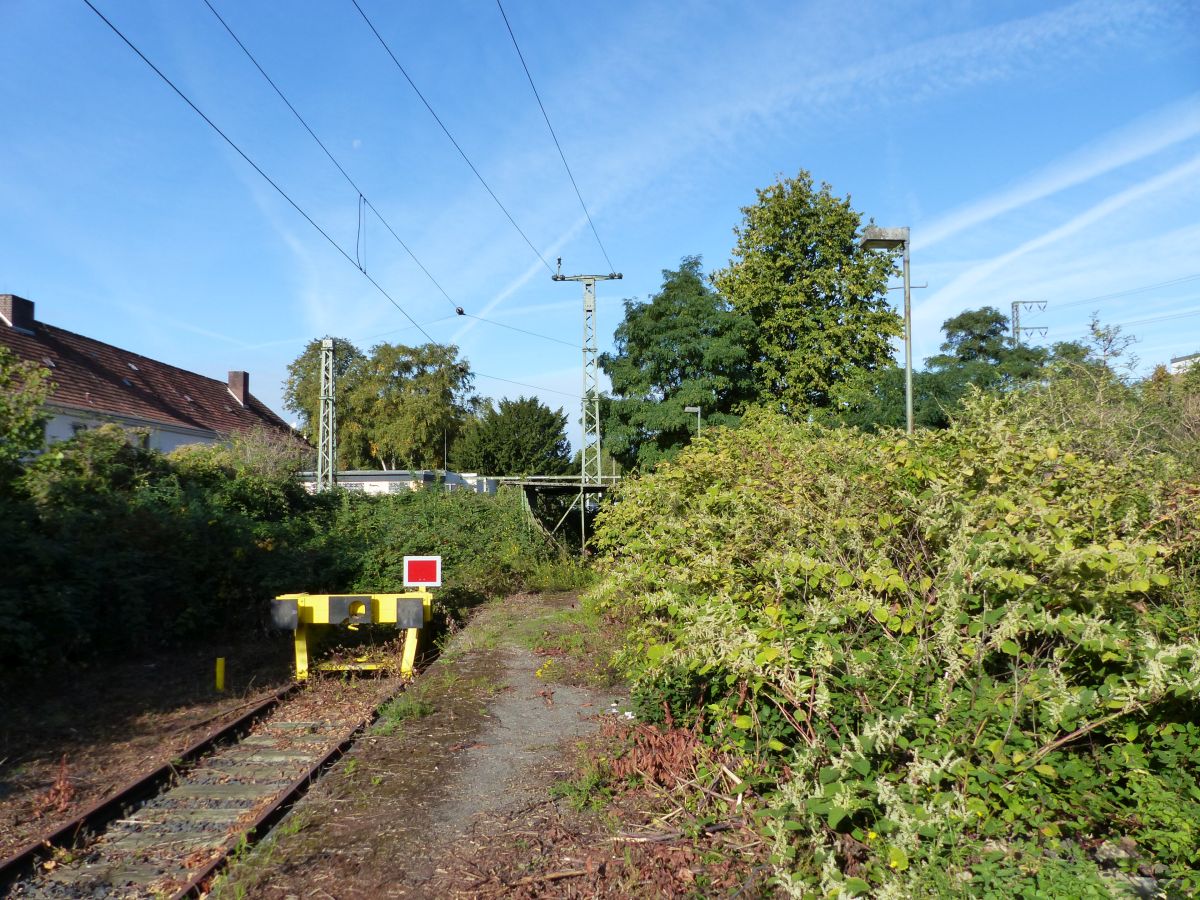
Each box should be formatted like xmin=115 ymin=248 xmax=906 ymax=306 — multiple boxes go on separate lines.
xmin=168 ymin=711 xmax=380 ymax=899
xmin=0 ymin=684 xmax=297 ymax=891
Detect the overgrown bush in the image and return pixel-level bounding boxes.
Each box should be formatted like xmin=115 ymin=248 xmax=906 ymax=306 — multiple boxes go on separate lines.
xmin=0 ymin=426 xmax=566 ymax=671
xmin=323 ymin=484 xmax=563 ymax=611
xmin=592 ymin=392 xmax=1200 ymax=896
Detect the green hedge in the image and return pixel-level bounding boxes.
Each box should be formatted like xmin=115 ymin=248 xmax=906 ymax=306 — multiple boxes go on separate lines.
xmin=0 ymin=425 xmax=562 ymax=670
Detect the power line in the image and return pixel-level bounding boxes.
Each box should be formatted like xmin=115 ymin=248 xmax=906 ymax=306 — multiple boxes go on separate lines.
xmin=81 ymin=0 xmax=436 ymax=344
xmin=1054 ymin=273 xmax=1200 ymax=311
xmin=350 ymin=0 xmax=554 ymax=275
xmin=1052 ymin=307 xmax=1200 ymax=336
xmin=1112 ymin=307 xmax=1200 ymax=329
xmin=474 ymin=371 xmax=578 ymax=399
xmin=462 ymin=313 xmax=576 ymax=348
xmin=495 ymin=0 xmax=616 ymax=274
xmin=85 ymin=1 xmax=607 ymax=400
xmin=201 ymin=0 xmax=462 ymax=315
xmin=205 ymin=0 xmax=594 ymax=357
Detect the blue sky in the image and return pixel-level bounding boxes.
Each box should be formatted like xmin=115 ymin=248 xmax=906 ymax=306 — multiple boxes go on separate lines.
xmin=3 ymin=0 xmax=1198 ymax=451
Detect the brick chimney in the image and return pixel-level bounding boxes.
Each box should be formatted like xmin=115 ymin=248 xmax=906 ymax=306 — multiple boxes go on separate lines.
xmin=228 ymin=370 xmax=249 ymax=406
xmin=0 ymin=295 xmax=35 ymax=333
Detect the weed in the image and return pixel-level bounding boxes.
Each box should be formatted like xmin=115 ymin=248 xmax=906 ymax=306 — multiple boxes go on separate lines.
xmin=525 ymin=556 xmax=596 ymax=593
xmin=373 ymin=694 xmax=435 ymax=736
xmin=550 ymin=763 xmax=612 ymax=812
xmin=594 ymin=398 xmax=1200 ymax=894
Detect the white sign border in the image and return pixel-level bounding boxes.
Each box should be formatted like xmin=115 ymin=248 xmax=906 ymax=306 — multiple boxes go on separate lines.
xmin=403 ymin=555 xmax=443 ymax=588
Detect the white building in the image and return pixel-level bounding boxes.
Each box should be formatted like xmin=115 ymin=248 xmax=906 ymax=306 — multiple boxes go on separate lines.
xmin=297 ymin=469 xmax=499 ymax=495
xmin=1169 ymin=352 xmax=1199 ymax=375
xmin=1 ymin=294 xmax=301 ymax=453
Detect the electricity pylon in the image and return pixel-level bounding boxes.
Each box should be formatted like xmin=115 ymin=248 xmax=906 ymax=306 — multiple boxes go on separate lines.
xmin=316 ymin=337 xmax=338 ymax=492
xmin=1012 ymin=301 xmax=1048 ymax=345
xmin=553 ymin=258 xmax=621 ymax=551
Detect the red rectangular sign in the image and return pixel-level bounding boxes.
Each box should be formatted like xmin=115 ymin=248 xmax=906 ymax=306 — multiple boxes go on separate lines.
xmin=403 ymin=555 xmax=442 ymax=587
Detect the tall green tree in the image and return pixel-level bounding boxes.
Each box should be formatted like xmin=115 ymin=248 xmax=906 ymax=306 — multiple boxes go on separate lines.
xmin=921 ymin=306 xmax=1051 ymax=426
xmin=283 ymin=339 xmax=476 ymax=469
xmin=451 ymin=396 xmax=571 ymax=475
xmin=282 ymin=337 xmax=365 ymax=443
xmin=828 ymin=307 xmax=1088 ymax=430
xmin=600 ymin=256 xmax=757 ymax=469
xmin=713 ymin=171 xmax=900 ymax=413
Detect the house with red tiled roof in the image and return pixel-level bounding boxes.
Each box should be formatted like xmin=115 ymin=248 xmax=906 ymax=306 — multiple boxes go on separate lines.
xmin=1 ymin=294 xmax=302 ymax=453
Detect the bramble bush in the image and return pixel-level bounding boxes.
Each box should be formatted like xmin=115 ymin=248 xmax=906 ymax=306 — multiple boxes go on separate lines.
xmin=0 ymin=425 xmax=570 ymax=671
xmin=591 ymin=390 xmax=1200 ymax=896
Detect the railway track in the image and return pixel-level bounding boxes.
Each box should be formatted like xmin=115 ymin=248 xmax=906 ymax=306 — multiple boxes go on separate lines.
xmin=1 ymin=676 xmax=406 ymax=898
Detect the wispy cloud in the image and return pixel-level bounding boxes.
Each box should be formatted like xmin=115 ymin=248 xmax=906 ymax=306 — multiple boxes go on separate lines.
xmin=915 ymin=153 xmax=1200 ymax=329
xmin=451 ymin=213 xmax=590 ymax=344
xmin=915 ymin=93 xmax=1200 ymax=251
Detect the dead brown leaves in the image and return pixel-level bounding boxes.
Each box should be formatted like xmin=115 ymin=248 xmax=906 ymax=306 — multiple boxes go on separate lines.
xmin=31 ymin=754 xmax=74 ymax=819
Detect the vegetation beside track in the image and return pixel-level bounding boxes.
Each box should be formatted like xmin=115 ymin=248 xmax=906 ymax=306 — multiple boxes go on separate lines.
xmin=0 ymin=423 xmax=582 ymax=672
xmin=589 ymin=367 xmax=1200 ymax=896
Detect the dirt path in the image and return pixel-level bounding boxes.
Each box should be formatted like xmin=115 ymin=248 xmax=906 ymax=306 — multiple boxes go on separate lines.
xmin=214 ymin=592 xmax=627 ymax=899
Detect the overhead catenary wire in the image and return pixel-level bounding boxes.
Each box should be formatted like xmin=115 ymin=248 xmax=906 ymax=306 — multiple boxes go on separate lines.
xmin=350 ymin=0 xmax=555 ymax=276
xmin=203 ymin=0 xmax=593 ymax=359
xmin=462 ymin=313 xmax=577 ymax=348
xmin=201 ymin=0 xmax=463 ymax=314
xmin=1110 ymin=307 xmax=1200 ymax=329
xmin=1052 ymin=273 xmax=1200 ymax=312
xmin=1050 ymin=307 xmax=1200 ymax=336
xmin=495 ymin=0 xmax=617 ymax=274
xmin=473 ymin=371 xmax=579 ymax=400
xmin=81 ymin=0 xmax=438 ymax=344
xmin=84 ymin=2 xmax=627 ymax=408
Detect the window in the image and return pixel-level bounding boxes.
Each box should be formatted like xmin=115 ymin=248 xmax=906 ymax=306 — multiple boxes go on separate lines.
xmin=71 ymin=422 xmax=88 ymax=435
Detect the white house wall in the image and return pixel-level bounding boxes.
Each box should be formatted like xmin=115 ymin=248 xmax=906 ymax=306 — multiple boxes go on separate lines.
xmin=44 ymin=411 xmax=219 ymax=454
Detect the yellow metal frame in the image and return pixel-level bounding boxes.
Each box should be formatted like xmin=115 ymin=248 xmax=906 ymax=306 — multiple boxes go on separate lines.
xmin=274 ymin=591 xmax=433 ymax=681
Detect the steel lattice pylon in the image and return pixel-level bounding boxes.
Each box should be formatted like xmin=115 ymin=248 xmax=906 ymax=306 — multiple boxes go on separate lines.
xmin=316 ymin=337 xmax=337 ymax=492
xmin=580 ymin=278 xmax=601 ymax=486
xmin=553 ymin=260 xmax=621 ymax=551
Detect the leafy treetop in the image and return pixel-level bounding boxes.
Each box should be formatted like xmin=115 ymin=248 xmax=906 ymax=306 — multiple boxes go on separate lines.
xmin=283 ymin=338 xmax=478 ymax=470
xmin=452 ymin=395 xmax=571 ymax=476
xmin=600 ymin=256 xmax=757 ymax=469
xmin=713 ymin=171 xmax=900 ymax=412
xmin=0 ymin=346 xmax=51 ymax=482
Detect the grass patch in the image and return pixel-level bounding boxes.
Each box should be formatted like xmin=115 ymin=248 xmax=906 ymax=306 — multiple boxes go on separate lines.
xmin=524 ymin=556 xmax=597 ymax=593
xmin=453 ymin=592 xmax=624 ymax=688
xmin=373 ymin=693 xmax=435 ymax=736
xmin=209 ymin=810 xmax=314 ymax=898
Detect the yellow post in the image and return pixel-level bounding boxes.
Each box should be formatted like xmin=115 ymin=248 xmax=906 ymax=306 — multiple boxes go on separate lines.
xmin=400 ymin=627 xmax=419 ymax=676
xmin=294 ymin=622 xmax=310 ymax=682
xmin=215 ymin=657 xmax=226 ymax=692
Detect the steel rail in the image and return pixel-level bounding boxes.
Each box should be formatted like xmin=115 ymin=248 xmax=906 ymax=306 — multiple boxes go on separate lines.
xmin=0 ymin=683 xmax=296 ymax=891
xmin=169 ymin=697 xmax=392 ymax=898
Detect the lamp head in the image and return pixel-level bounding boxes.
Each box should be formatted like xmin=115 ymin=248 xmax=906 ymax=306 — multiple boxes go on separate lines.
xmin=860 ymin=225 xmax=909 ymax=250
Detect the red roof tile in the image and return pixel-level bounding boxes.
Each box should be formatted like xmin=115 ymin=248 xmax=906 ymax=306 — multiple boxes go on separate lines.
xmin=1 ymin=303 xmax=298 ymax=441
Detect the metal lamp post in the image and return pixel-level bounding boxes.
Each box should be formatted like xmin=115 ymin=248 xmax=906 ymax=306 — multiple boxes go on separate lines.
xmin=860 ymin=226 xmax=912 ymax=435
xmin=683 ymin=406 xmax=702 ymax=436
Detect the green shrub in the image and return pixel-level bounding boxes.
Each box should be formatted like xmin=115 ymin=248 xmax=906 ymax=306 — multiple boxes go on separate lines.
xmin=325 ymin=485 xmax=558 ymax=610
xmin=0 ymin=428 xmax=565 ymax=671
xmin=592 ymin=394 xmax=1200 ymax=896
